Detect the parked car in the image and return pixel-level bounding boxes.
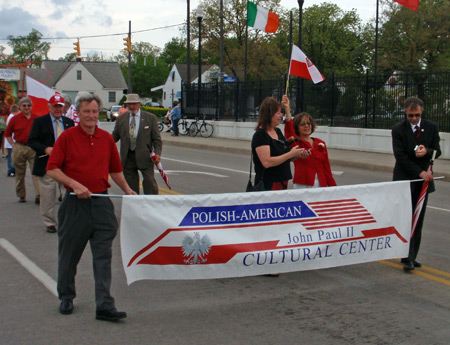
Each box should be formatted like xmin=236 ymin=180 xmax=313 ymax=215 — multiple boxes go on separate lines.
xmin=106 ymin=105 xmax=122 ymax=122
xmin=144 ymin=101 xmax=163 ymax=108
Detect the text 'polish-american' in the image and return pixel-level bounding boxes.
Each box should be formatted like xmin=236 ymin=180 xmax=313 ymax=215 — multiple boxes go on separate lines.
xmin=180 ymin=201 xmax=314 ymax=226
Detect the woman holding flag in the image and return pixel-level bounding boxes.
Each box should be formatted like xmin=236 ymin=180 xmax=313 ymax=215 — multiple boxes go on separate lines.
xmin=251 ymin=96 xmax=306 ymax=191
xmin=282 ymin=95 xmax=336 ymax=189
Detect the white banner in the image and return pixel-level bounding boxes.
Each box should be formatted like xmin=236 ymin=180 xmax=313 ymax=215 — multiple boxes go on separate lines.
xmin=120 ymin=181 xmax=411 ymax=283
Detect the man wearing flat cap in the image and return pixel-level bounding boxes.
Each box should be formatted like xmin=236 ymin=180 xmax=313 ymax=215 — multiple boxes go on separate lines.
xmin=28 ymin=92 xmax=75 ymax=233
xmin=112 ymin=93 xmax=162 ymax=194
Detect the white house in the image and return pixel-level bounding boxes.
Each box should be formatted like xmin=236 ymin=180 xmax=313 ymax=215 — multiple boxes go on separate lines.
xmin=153 ymin=64 xmax=224 ymax=108
xmin=25 ymin=60 xmax=127 ymax=110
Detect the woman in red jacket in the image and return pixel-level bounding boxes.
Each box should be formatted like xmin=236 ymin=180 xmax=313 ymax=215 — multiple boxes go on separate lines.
xmin=282 ymin=95 xmax=336 ymax=189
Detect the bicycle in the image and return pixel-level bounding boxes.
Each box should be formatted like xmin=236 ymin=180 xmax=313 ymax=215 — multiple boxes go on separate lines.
xmin=177 ymin=116 xmax=192 ymax=136
xmin=189 ymin=115 xmax=214 ymax=138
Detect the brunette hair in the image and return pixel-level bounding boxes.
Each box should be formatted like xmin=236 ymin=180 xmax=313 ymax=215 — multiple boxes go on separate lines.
xmin=255 ymin=96 xmax=281 ymax=131
xmin=293 ymin=112 xmax=317 ymax=136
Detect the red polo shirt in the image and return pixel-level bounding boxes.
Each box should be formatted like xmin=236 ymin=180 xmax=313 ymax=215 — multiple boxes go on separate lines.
xmin=46 ymin=125 xmax=123 ymax=193
xmin=4 ymin=112 xmax=38 ymax=144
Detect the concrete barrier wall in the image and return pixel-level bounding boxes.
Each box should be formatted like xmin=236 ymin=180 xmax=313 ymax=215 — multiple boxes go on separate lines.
xmin=212 ymin=121 xmax=450 ymax=159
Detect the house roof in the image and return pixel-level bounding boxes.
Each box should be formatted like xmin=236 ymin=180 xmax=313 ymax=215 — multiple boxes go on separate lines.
xmin=23 ymin=60 xmax=127 ymax=90
xmin=175 ymin=64 xmax=215 ymax=83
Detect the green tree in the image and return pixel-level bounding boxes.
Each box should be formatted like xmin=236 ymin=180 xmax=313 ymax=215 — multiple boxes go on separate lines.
xmin=119 ymin=41 xmax=169 ymax=98
xmin=160 ymin=37 xmax=189 ymax=65
xmin=7 ymin=29 xmax=50 ymax=66
xmin=378 ymin=0 xmax=450 ymax=72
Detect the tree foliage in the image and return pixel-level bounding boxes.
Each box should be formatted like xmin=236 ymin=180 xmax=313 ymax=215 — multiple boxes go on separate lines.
xmin=378 ymin=0 xmax=450 ymax=72
xmin=6 ymin=29 xmax=50 ymax=66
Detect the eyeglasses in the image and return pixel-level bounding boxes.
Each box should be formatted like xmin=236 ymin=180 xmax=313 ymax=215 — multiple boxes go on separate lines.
xmin=407 ymin=113 xmax=421 ymax=118
xmin=299 ymin=121 xmax=312 ymax=126
xmin=21 ymin=104 xmax=32 ymax=108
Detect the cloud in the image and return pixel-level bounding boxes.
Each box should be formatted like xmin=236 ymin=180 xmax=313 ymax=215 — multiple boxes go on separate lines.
xmin=0 ymin=7 xmax=48 ymax=39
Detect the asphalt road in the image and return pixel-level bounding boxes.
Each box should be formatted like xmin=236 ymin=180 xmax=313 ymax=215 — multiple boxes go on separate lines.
xmin=1 ymin=145 xmax=449 ymax=345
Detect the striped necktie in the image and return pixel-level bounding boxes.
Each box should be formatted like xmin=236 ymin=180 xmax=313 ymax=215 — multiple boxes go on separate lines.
xmin=56 ymin=120 xmax=62 ymax=138
xmin=414 ymin=125 xmax=420 ymax=143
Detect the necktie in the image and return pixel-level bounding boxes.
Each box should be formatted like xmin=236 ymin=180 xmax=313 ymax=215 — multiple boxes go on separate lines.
xmin=414 ymin=125 xmax=420 ymax=143
xmin=130 ymin=114 xmax=137 ymax=151
xmin=56 ymin=120 xmax=62 ymax=138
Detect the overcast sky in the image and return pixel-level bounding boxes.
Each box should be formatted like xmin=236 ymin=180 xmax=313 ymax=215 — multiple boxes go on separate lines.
xmin=0 ymin=0 xmax=378 ymax=60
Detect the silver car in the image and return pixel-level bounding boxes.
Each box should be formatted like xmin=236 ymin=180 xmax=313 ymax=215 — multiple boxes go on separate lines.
xmin=106 ymin=105 xmax=122 ymax=122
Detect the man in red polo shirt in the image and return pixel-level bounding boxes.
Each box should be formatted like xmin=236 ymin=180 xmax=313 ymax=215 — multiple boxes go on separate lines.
xmin=47 ymin=92 xmax=136 ymax=321
xmin=4 ymin=97 xmax=40 ymax=203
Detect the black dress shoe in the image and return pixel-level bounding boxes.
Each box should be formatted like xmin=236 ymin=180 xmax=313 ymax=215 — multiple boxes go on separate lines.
xmin=19 ymin=197 xmax=26 ymax=203
xmin=403 ymin=261 xmax=415 ymax=272
xmin=59 ymin=300 xmax=73 ymax=315
xmin=413 ymin=260 xmax=422 ymax=268
xmin=96 ymin=308 xmax=127 ymax=321
xmin=35 ymin=196 xmax=40 ymax=204
xmin=46 ymin=226 xmax=57 ymax=233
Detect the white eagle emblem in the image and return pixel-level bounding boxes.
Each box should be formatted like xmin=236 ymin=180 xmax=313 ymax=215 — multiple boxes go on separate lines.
xmin=182 ymin=232 xmax=212 ymax=264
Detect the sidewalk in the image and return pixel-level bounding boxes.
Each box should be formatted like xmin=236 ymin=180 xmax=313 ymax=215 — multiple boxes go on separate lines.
xmin=160 ymin=131 xmax=449 ymax=182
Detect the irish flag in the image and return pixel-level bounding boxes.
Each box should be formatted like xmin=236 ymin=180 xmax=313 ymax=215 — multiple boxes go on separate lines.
xmin=393 ymin=0 xmax=419 ymax=11
xmin=247 ymin=1 xmax=279 ymax=33
xmin=289 ymin=44 xmax=325 ymax=84
xmin=26 ymin=75 xmax=55 ymax=116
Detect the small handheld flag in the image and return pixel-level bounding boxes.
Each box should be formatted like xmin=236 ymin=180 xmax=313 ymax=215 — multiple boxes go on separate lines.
xmin=288 ymin=44 xmax=325 ymax=84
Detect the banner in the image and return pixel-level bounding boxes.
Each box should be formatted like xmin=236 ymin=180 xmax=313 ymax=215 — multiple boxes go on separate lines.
xmin=121 ymin=181 xmax=411 ymax=283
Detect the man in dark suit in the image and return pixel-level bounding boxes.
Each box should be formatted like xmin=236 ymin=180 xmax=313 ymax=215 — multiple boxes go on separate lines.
xmin=112 ymin=94 xmax=162 ymax=194
xmin=28 ymin=93 xmax=75 ymax=233
xmin=392 ymin=97 xmax=441 ymax=272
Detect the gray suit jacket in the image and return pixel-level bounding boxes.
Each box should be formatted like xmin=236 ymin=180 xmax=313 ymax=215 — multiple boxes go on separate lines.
xmin=112 ymin=110 xmax=162 ymax=169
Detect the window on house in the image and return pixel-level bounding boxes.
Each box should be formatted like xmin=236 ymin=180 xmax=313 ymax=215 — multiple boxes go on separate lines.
xmin=164 ymin=92 xmax=166 ymax=100
xmin=77 ymin=70 xmax=82 ymax=80
xmin=108 ymin=92 xmax=116 ymax=103
xmin=171 ymin=71 xmax=175 ymax=82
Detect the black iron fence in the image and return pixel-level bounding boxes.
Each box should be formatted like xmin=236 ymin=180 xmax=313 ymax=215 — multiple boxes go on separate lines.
xmin=182 ymin=71 xmax=450 ymax=132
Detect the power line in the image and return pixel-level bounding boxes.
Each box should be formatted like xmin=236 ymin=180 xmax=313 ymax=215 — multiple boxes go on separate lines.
xmin=0 ymin=23 xmax=184 ymax=41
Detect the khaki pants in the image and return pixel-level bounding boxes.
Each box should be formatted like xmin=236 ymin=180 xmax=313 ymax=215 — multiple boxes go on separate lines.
xmin=12 ymin=143 xmax=40 ymax=199
xmin=39 ymin=174 xmax=63 ymax=227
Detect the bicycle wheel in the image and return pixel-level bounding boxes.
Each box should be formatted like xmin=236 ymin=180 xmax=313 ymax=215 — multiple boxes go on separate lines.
xmin=158 ymin=122 xmax=164 ymax=132
xmin=189 ymin=123 xmax=198 ymax=137
xmin=200 ymin=123 xmax=214 ymax=138
xmin=178 ymin=121 xmax=188 ymax=136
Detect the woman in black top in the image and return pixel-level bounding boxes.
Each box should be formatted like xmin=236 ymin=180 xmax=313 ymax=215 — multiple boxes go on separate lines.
xmin=251 ymin=96 xmax=307 ymax=190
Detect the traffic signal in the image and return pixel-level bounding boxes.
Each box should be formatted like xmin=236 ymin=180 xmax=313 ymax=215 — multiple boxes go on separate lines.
xmin=123 ymin=36 xmax=131 ymax=53
xmin=73 ymin=40 xmax=81 ymax=56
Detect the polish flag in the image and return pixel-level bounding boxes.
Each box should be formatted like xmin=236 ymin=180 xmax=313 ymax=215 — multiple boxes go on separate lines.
xmin=289 ymin=44 xmax=325 ymax=84
xmin=393 ymin=0 xmax=419 ymax=11
xmin=26 ymin=75 xmax=54 ymax=116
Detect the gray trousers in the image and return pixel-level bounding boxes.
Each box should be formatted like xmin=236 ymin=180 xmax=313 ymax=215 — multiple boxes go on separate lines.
xmin=57 ymin=192 xmax=118 ymax=311
xmin=124 ymin=149 xmax=158 ymax=195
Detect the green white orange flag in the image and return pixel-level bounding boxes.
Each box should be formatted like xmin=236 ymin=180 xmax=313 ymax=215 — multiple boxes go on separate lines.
xmin=393 ymin=0 xmax=419 ymax=11
xmin=247 ymin=1 xmax=279 ymax=33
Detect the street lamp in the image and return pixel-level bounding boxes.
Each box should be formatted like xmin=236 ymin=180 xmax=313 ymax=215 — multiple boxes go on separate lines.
xmin=197 ymin=5 xmax=204 ymax=118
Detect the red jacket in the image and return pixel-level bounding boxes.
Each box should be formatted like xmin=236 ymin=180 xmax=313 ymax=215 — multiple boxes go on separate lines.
xmin=285 ymin=119 xmax=336 ymax=187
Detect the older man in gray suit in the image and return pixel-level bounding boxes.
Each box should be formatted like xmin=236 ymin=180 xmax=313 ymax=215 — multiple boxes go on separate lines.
xmin=112 ymin=94 xmax=162 ymax=194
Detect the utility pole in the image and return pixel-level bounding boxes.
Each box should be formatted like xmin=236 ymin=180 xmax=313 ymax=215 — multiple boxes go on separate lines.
xmin=127 ymin=21 xmax=132 ymax=93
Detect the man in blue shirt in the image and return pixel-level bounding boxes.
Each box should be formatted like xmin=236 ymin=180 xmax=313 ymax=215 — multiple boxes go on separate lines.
xmin=170 ymin=101 xmax=182 ymax=136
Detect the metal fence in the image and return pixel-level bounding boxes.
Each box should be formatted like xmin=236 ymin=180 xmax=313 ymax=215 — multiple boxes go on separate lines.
xmin=182 ymin=71 xmax=450 ymax=132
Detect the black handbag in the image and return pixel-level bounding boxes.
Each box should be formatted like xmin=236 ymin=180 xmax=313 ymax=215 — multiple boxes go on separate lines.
xmin=246 ymin=153 xmax=266 ymax=192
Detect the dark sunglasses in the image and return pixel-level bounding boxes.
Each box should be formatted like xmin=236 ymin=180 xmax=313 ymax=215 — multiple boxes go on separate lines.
xmin=406 ymin=113 xmax=421 ymax=118
xmin=21 ymin=104 xmax=32 ymax=107
xmin=299 ymin=121 xmax=312 ymax=126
